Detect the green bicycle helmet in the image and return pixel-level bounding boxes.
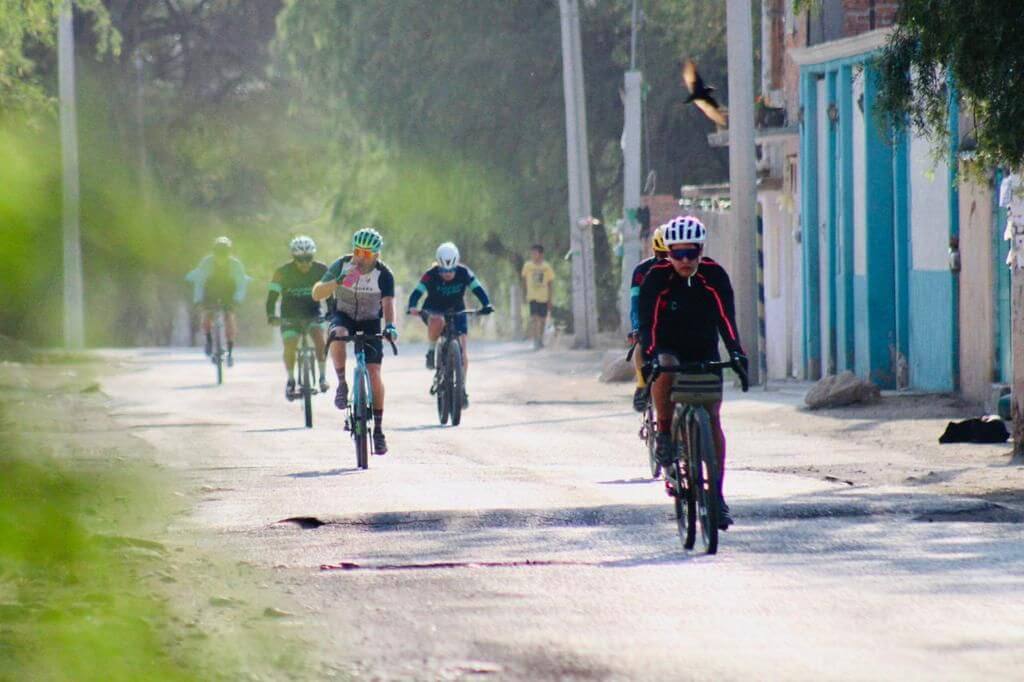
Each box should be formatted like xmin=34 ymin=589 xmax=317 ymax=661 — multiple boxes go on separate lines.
xmin=352 ymin=227 xmax=384 ymax=253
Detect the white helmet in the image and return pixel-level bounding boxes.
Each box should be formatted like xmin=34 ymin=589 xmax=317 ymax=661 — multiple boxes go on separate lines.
xmin=289 ymin=235 xmax=316 ymax=257
xmin=436 ymin=242 xmax=460 ymax=270
xmin=661 ymin=215 xmax=706 ymax=246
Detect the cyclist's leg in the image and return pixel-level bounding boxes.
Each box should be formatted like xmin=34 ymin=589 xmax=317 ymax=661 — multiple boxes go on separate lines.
xmin=225 ymin=311 xmax=237 ymax=343
xmin=707 ymin=400 xmax=726 ymax=490
xmin=454 ymin=312 xmax=469 ymax=371
xmin=425 ymin=314 xmax=445 ymax=342
xmin=362 ymin=331 xmax=386 ymax=445
xmin=327 ymin=314 xmax=351 ymax=407
xmin=200 ymin=308 xmax=214 ymax=334
xmin=309 ymin=324 xmax=327 ymax=382
xmin=650 ymin=371 xmax=674 ymax=434
xmin=458 ymin=334 xmax=468 ymax=371
xmin=200 ymin=305 xmax=214 ymax=354
xmin=650 ymin=371 xmax=676 ymax=464
xmin=281 ymin=326 xmax=300 ymax=379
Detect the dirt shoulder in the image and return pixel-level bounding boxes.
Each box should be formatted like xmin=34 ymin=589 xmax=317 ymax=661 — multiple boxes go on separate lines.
xmin=0 ymin=358 xmax=333 ymax=680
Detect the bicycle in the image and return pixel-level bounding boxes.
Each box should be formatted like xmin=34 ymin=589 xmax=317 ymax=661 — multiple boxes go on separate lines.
xmin=208 ymin=306 xmax=230 ymax=385
xmin=647 ymin=351 xmax=748 ymax=555
xmin=278 ymin=317 xmax=325 ymax=429
xmin=627 ymin=343 xmax=660 ymax=479
xmin=423 ymin=309 xmax=480 ymax=427
xmin=326 ymin=331 xmax=398 ymax=469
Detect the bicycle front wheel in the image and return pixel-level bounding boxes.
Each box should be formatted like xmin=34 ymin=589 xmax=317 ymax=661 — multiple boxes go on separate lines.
xmin=436 ymin=343 xmax=450 ymax=425
xmin=301 ymin=353 xmax=313 ymax=429
xmin=688 ymin=408 xmax=720 ymax=554
xmin=448 ymin=341 xmax=464 ymax=427
xmin=352 ymin=370 xmax=370 ymax=469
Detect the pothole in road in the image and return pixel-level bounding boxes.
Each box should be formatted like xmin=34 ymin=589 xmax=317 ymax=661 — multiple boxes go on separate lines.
xmin=914 ymin=503 xmax=1024 ymax=524
xmin=277 ymin=516 xmax=328 ymax=529
xmin=276 ymin=500 xmax=1024 ymax=533
xmin=320 ymin=559 xmax=603 ymax=572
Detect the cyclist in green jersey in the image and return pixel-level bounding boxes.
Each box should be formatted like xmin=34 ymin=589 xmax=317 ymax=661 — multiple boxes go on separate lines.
xmin=266 ymin=236 xmax=330 ymax=400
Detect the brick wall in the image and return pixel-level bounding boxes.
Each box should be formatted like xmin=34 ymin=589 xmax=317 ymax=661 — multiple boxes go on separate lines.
xmin=843 ymin=0 xmax=899 ymax=37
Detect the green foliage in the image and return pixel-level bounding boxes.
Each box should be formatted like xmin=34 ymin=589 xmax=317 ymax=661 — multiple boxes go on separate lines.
xmin=0 ymin=0 xmax=118 ymax=116
xmin=877 ymin=0 xmax=1024 ymax=169
xmin=0 ymin=367 xmax=313 ymax=679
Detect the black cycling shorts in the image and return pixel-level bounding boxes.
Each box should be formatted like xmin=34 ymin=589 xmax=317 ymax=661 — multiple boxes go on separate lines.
xmin=328 ymin=312 xmax=383 ymax=365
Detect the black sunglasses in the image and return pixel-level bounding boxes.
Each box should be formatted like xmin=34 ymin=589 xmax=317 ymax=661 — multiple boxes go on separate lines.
xmin=294 ymin=255 xmax=313 ymax=263
xmin=668 ymin=246 xmax=702 ymax=261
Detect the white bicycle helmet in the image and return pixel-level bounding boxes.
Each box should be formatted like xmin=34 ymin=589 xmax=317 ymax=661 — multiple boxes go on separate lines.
xmin=436 ymin=242 xmax=460 ymax=270
xmin=213 ymin=236 xmax=233 ymax=250
xmin=661 ymin=215 xmax=707 ymax=246
xmin=289 ymin=235 xmax=316 ymax=257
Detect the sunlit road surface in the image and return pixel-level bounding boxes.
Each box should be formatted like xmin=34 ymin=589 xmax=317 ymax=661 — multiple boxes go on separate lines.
xmin=102 ymin=343 xmax=1024 ymax=680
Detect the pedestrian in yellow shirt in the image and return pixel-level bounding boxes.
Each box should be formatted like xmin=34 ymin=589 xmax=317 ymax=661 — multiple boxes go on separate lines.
xmin=521 ymin=244 xmax=555 ymax=349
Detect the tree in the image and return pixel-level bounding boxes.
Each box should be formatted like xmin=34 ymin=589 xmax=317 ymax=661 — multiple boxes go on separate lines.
xmin=275 ymin=0 xmax=730 ymax=331
xmin=876 ymin=0 xmax=1024 ymax=459
xmin=0 ymin=0 xmax=116 ymax=115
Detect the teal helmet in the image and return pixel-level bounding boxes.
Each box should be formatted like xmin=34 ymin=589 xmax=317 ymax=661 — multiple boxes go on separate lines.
xmin=352 ymin=227 xmax=384 ymax=253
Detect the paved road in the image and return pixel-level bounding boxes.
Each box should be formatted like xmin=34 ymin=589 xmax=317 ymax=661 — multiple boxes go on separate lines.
xmin=103 ymin=343 xmax=1024 ymax=680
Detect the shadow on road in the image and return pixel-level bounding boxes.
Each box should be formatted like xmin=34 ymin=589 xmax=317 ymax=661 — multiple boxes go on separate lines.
xmin=465 ymin=411 xmax=634 ymax=432
xmin=285 ymin=468 xmax=361 ymax=478
xmin=304 ymin=488 xmax=1024 ymax=580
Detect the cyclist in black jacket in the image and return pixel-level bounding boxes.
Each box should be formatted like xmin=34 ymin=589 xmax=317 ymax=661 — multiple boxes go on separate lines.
xmin=638 ymin=215 xmax=747 ymax=530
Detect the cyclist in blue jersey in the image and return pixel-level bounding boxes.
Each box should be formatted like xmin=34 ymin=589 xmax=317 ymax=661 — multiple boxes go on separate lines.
xmin=185 ymin=236 xmax=250 ymax=364
xmin=407 ymin=242 xmax=493 ymax=407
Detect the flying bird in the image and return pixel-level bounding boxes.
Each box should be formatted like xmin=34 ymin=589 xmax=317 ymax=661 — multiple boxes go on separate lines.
xmin=682 ymin=59 xmax=727 ymax=128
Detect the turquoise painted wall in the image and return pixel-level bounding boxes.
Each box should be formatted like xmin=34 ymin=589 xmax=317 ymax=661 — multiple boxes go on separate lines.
xmin=908 ymin=270 xmax=956 ymax=391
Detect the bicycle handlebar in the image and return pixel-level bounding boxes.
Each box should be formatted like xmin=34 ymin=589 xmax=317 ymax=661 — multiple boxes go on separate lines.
xmin=410 ymin=308 xmax=488 ymax=317
xmin=326 ymin=332 xmax=398 ymax=356
xmin=647 ymin=355 xmax=750 ymax=393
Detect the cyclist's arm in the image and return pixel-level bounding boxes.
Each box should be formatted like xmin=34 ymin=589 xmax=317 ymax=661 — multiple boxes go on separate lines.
xmin=710 ymin=268 xmax=744 ymax=355
xmin=636 ymin=268 xmax=663 ymax=355
xmin=231 ymin=258 xmax=249 ymax=303
xmin=467 ymin=271 xmax=490 ymax=307
xmin=312 ymin=260 xmax=341 ymax=302
xmin=266 ymin=270 xmax=282 ymax=318
xmin=628 ymin=263 xmax=647 ymax=331
xmin=408 ymin=273 xmax=429 ymax=311
xmin=266 ymin=285 xmax=280 ymax=318
xmin=380 ymin=265 xmax=396 ymax=328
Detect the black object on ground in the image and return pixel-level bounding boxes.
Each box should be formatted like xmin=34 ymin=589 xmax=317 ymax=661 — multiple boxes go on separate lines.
xmin=938 ymin=417 xmax=1009 ymax=444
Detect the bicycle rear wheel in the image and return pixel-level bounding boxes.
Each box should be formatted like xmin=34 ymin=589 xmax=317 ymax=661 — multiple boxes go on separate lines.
xmin=448 ymin=341 xmax=464 ymax=427
xmin=214 ymin=334 xmax=223 ymax=385
xmin=352 ymin=370 xmax=370 ymax=469
xmin=301 ymin=353 xmax=313 ymax=429
xmin=645 ymin=407 xmax=660 ymax=478
xmin=688 ymin=409 xmax=720 ymax=554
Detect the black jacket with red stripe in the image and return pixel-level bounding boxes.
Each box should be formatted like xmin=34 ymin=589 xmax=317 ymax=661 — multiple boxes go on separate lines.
xmin=637 ymin=258 xmax=744 ymax=361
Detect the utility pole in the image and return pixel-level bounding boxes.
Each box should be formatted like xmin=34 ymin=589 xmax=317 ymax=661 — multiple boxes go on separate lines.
xmin=59 ymin=1 xmax=85 ymax=349
xmin=1014 ymin=258 xmax=1023 ymax=459
xmin=559 ymin=0 xmax=598 ymax=348
xmin=619 ymin=0 xmax=643 ymax=334
xmin=135 ymin=52 xmax=149 ymax=204
xmin=726 ymin=0 xmax=760 ymax=384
